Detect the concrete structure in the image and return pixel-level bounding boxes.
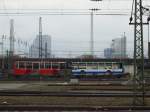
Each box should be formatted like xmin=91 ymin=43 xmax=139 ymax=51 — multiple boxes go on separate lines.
xmin=29 ymin=35 xmax=51 ymax=58
xmin=111 ymin=35 xmax=127 ymax=58
xmin=104 ymin=48 xmax=113 ymax=58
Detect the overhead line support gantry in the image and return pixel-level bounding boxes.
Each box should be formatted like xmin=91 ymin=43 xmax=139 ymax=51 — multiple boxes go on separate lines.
xmin=129 ymin=0 xmax=149 ymax=106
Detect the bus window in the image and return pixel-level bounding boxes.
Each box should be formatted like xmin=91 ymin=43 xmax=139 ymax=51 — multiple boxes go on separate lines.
xmin=105 ymin=63 xmax=112 ymax=69
xmin=52 ymin=63 xmax=59 ymax=69
xmin=112 ymin=64 xmax=118 ymax=69
xmin=78 ymin=63 xmax=86 ymax=69
xmin=15 ymin=62 xmax=19 ymax=68
xmin=119 ymin=63 xmax=123 ymax=68
xmin=60 ymin=63 xmax=66 ymax=69
xmin=26 ymin=62 xmax=32 ymax=69
xmin=45 ymin=63 xmax=51 ymax=69
xmin=111 ymin=63 xmax=123 ymax=69
xmin=87 ymin=63 xmax=98 ymax=69
xmin=40 ymin=63 xmax=44 ymax=69
xmin=33 ymin=63 xmax=39 ymax=69
xmin=98 ymin=63 xmax=105 ymax=69
xmin=72 ymin=63 xmax=79 ymax=69
xmin=19 ymin=62 xmax=25 ymax=69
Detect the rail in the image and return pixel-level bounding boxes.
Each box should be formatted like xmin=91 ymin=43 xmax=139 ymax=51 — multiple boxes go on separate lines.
xmin=0 ymin=91 xmax=149 ymax=97
xmin=0 ymin=105 xmax=150 ymax=111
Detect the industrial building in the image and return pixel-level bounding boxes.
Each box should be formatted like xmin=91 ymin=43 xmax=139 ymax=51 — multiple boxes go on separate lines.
xmin=29 ymin=35 xmax=51 ymax=58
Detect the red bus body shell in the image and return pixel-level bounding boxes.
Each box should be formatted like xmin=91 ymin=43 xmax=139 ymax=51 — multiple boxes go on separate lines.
xmin=13 ymin=61 xmax=63 ymax=76
xmin=13 ymin=68 xmax=60 ymax=76
xmin=39 ymin=69 xmax=60 ymax=76
xmin=14 ymin=69 xmax=28 ymax=76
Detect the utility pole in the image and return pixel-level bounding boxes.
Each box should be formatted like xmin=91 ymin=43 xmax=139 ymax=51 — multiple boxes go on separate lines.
xmin=148 ymin=18 xmax=150 ymax=59
xmin=89 ymin=8 xmax=100 ymax=58
xmin=45 ymin=42 xmax=47 ymax=58
xmin=50 ymin=36 xmax=52 ymax=58
xmin=129 ymin=0 xmax=149 ymax=106
xmin=90 ymin=0 xmax=102 ymax=58
xmin=10 ymin=19 xmax=14 ymax=58
xmin=1 ymin=35 xmax=5 ymax=69
xmin=148 ymin=23 xmax=150 ymax=59
xmin=90 ymin=11 xmax=94 ymax=57
xmin=39 ymin=17 xmax=42 ymax=58
xmin=123 ymin=32 xmax=126 ymax=58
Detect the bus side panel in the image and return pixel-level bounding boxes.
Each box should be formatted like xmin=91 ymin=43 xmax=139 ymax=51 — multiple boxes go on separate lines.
xmin=111 ymin=69 xmax=124 ymax=76
xmin=72 ymin=70 xmax=105 ymax=76
xmin=14 ymin=68 xmax=34 ymax=76
xmin=26 ymin=69 xmax=33 ymax=75
xmin=13 ymin=69 xmax=27 ymax=76
xmin=39 ymin=69 xmax=60 ymax=76
xmin=72 ymin=69 xmax=124 ymax=77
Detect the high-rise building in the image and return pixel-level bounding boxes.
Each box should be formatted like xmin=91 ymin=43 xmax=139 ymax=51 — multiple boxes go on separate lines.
xmin=104 ymin=48 xmax=113 ymax=58
xmin=29 ymin=35 xmax=51 ymax=58
xmin=111 ymin=35 xmax=127 ymax=58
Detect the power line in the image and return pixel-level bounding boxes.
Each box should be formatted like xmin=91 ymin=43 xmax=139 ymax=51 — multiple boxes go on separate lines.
xmin=0 ymin=8 xmax=131 ymax=16
xmin=0 ymin=12 xmax=129 ymax=16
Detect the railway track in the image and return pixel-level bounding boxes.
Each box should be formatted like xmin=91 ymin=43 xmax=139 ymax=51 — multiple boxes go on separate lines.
xmin=0 ymin=105 xmax=150 ymax=111
xmin=0 ymin=91 xmax=148 ymax=97
xmin=0 ymin=78 xmax=128 ymax=82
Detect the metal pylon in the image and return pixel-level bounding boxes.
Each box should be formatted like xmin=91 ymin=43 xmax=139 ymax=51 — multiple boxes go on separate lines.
xmin=130 ymin=0 xmax=145 ymax=106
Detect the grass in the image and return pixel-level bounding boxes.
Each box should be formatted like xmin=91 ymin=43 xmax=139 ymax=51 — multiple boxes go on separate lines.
xmin=0 ymin=96 xmax=134 ymax=106
xmin=15 ymin=83 xmax=133 ymax=92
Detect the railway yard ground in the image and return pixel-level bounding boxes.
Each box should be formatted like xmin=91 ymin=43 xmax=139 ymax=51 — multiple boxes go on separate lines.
xmin=0 ymin=79 xmax=150 ymax=111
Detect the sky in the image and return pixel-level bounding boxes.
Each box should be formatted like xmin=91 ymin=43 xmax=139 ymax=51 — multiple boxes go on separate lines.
xmin=0 ymin=0 xmax=149 ymax=58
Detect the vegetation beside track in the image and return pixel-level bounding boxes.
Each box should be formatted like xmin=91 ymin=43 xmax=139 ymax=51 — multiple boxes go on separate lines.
xmin=0 ymin=96 xmax=150 ymax=106
xmin=0 ymin=96 xmax=133 ymax=106
xmin=15 ymin=83 xmax=150 ymax=92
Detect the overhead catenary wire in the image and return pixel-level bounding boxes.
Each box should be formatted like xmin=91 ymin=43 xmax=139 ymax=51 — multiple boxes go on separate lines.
xmin=0 ymin=8 xmax=132 ymax=16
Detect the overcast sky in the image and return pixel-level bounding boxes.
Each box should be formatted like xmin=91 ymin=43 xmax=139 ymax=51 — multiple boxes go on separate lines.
xmin=0 ymin=0 xmax=149 ymax=57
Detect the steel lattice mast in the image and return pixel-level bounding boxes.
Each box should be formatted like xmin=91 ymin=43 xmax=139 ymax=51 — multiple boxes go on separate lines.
xmin=130 ymin=0 xmax=145 ymax=105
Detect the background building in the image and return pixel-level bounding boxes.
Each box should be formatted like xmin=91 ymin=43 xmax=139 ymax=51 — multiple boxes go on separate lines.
xmin=29 ymin=35 xmax=51 ymax=58
xmin=104 ymin=48 xmax=113 ymax=58
xmin=104 ymin=34 xmax=127 ymax=59
xmin=111 ymin=35 xmax=127 ymax=58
